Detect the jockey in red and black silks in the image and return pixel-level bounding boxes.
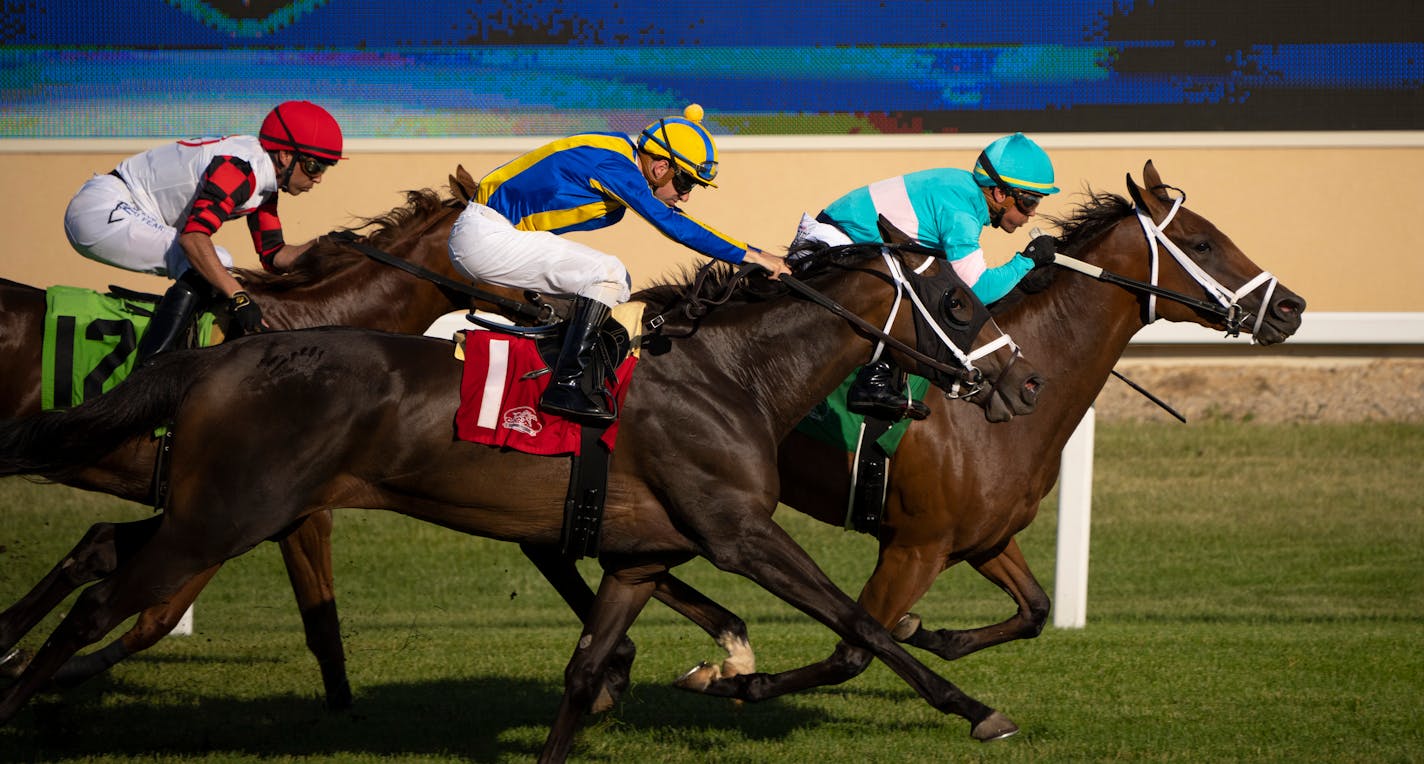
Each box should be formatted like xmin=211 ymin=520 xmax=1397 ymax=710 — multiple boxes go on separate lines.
xmin=62 ymin=100 xmax=347 ymax=360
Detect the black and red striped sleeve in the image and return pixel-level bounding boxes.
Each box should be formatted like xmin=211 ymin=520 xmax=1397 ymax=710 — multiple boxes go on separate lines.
xmin=247 ymin=196 xmax=285 ymax=272
xmin=181 ymin=156 xmax=258 ymax=238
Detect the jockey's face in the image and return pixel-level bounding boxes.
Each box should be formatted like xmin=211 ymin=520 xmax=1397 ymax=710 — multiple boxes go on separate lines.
xmin=648 ymin=157 xmax=691 ymax=206
xmin=989 ymin=187 xmax=1034 ymax=233
xmin=278 ymin=151 xmax=326 ymax=195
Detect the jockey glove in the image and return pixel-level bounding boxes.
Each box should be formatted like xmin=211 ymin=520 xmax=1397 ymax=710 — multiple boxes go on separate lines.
xmin=230 ymin=291 xmax=266 ymax=333
xmin=1022 ymin=234 xmax=1060 ymax=268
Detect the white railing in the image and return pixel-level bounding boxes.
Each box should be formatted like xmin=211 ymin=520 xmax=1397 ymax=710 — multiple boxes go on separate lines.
xmin=1053 ymin=312 xmax=1424 ymax=628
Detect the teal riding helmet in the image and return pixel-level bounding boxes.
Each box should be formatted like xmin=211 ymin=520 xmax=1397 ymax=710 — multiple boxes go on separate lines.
xmin=973 ymin=132 xmax=1059 ymax=195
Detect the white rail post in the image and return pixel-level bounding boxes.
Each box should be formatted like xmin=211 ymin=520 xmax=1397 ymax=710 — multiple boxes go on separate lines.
xmin=171 ymin=604 xmax=194 ymax=636
xmin=1054 ymin=406 xmax=1096 ymax=629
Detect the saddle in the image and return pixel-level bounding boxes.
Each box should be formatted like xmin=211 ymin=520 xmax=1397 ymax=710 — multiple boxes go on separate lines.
xmin=41 ymin=284 xmax=221 ymax=410
xmin=455 ymin=306 xmax=639 ymax=559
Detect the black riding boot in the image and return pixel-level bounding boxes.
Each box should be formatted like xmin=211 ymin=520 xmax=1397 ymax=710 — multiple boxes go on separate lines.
xmin=846 ymin=360 xmax=930 ymax=422
xmin=134 ymin=272 xmax=206 ymax=363
xmin=539 ymin=296 xmax=615 ymax=424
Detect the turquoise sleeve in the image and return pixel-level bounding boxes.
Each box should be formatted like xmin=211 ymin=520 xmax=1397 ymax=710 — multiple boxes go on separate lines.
xmin=970 ymin=253 xmax=1034 ymax=303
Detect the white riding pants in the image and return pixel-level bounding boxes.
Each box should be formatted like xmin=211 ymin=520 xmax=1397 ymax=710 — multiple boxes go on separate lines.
xmin=62 ymin=173 xmax=233 ymax=280
xmin=447 ymin=202 xmax=631 ymax=309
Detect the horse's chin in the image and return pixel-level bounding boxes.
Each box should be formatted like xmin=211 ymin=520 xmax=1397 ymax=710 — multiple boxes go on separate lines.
xmin=981 ymin=394 xmax=1016 ymax=423
xmin=1250 ymin=322 xmax=1297 ymax=346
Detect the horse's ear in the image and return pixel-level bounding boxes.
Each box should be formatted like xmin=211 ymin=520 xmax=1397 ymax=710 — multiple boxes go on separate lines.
xmin=1142 ymin=160 xmax=1165 ymax=196
xmin=1126 ymin=171 xmax=1152 ymax=212
xmin=449 ymin=164 xmax=478 ymax=203
xmin=1131 ymin=161 xmax=1173 ymax=208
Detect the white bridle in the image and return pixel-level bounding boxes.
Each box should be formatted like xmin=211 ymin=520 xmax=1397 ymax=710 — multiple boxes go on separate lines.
xmin=868 ymin=250 xmax=1018 ymax=397
xmin=1137 ymin=196 xmax=1280 ymax=340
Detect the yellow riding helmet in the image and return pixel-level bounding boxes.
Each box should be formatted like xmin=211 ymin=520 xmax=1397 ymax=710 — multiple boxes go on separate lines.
xmin=637 ymin=104 xmax=720 ymax=187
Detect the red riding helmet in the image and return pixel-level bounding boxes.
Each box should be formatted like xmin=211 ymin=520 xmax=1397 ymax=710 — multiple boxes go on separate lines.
xmin=258 ymin=101 xmax=346 ymax=161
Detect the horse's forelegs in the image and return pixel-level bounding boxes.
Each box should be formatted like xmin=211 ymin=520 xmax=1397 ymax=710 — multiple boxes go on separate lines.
xmin=897 ymin=538 xmax=1050 ymax=661
xmin=0 ymin=517 xmax=160 ymax=656
xmin=687 ymin=525 xmax=1015 ymax=741
xmin=277 ymin=511 xmax=350 ymax=710
xmin=520 ymin=543 xmax=637 ymax=713
xmin=0 ymin=569 xmax=171 ymax=725
xmin=50 ymin=565 xmax=218 ymax=687
xmin=540 ymin=564 xmax=658 ymax=764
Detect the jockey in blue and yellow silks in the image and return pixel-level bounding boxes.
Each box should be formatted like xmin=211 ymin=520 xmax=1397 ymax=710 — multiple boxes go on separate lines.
xmin=790 ymin=132 xmax=1062 ymax=421
xmin=448 ymin=104 xmax=789 ymax=423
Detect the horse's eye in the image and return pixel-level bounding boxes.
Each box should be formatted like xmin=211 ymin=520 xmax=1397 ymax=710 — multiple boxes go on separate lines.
xmin=1194 ymin=240 xmax=1211 ymax=253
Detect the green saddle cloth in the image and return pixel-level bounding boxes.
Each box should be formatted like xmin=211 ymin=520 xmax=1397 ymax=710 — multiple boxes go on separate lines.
xmin=41 ymin=285 xmax=215 ymax=410
xmin=794 ymin=368 xmax=931 ymax=455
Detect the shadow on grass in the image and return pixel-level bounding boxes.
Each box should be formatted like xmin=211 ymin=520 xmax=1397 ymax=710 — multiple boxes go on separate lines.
xmin=1 ymin=673 xmax=844 ymax=762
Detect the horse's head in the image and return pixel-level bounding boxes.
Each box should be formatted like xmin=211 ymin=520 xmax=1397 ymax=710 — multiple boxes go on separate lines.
xmin=1119 ymin=161 xmax=1305 ymax=344
xmin=896 ymin=250 xmax=1042 ymax=422
xmin=796 ymin=233 xmax=1042 ymax=423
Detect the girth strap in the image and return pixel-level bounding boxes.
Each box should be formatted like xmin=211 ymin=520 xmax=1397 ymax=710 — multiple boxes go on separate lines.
xmin=846 ymin=417 xmax=894 ymax=535
xmin=561 ymin=423 xmax=611 ymax=558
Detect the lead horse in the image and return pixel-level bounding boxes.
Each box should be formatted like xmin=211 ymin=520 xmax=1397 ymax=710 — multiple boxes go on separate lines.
xmin=0 ymin=243 xmax=1036 ymax=760
xmin=0 ymin=172 xmax=504 ymax=705
xmin=623 ymin=160 xmax=1307 ymax=702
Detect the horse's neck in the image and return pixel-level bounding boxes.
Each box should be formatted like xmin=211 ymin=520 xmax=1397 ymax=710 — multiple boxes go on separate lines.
xmin=251 ymin=234 xmax=456 ymax=335
xmin=649 ymin=293 xmax=880 ymax=441
xmin=1005 ymin=240 xmax=1148 ymax=428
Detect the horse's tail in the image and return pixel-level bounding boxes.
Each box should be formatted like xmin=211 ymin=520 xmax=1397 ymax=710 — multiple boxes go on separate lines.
xmin=0 ymin=350 xmax=211 ymax=480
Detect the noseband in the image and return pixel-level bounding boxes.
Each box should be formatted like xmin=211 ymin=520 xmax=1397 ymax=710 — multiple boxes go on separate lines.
xmin=1137 ymin=193 xmax=1281 ymax=338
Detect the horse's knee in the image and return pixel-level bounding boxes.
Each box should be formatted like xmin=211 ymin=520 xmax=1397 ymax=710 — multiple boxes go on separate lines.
xmin=830 ymin=642 xmax=874 ymax=676
xmin=61 ymin=523 xmax=123 ymax=584
xmin=1023 ymin=594 xmax=1051 ymax=638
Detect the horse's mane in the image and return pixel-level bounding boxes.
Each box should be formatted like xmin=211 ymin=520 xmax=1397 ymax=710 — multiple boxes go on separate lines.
xmin=1045 ymin=188 xmax=1134 ymax=257
xmin=988 ymin=188 xmax=1135 ymax=313
xmin=635 ymin=242 xmax=887 ymax=318
xmin=234 ymin=187 xmax=462 ymax=291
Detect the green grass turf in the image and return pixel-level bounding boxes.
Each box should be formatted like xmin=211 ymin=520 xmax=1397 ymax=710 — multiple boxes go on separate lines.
xmin=1 ymin=421 xmax=1420 ymax=762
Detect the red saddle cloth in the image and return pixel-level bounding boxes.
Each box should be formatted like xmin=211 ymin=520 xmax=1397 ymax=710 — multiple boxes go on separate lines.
xmin=455 ymin=331 xmax=637 ymax=456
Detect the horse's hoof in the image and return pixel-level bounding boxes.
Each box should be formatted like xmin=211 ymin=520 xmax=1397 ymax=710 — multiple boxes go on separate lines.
xmin=971 ymin=710 xmax=1019 ymax=742
xmin=891 ymin=613 xmax=922 ymax=641
xmin=673 ymin=661 xmax=720 ymax=692
xmin=0 ymin=648 xmax=30 ymax=680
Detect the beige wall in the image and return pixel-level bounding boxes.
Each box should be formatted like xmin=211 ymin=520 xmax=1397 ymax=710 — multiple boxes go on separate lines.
xmin=5 ymin=142 xmax=1422 ymax=313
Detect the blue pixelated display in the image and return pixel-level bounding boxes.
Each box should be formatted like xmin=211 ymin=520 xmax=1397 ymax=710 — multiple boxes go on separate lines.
xmin=1 ymin=0 xmax=1419 ymax=138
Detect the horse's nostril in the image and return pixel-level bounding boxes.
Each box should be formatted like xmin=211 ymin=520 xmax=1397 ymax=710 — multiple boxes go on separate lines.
xmin=1023 ymin=375 xmax=1044 ymax=401
xmin=1274 ymin=297 xmax=1306 ymax=319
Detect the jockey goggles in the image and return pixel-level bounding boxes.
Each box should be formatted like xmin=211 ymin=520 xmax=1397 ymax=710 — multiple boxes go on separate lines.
xmin=642 ymin=119 xmax=719 ymax=184
xmin=671 ymin=168 xmax=696 ymax=195
xmin=297 ymin=154 xmax=336 ymax=177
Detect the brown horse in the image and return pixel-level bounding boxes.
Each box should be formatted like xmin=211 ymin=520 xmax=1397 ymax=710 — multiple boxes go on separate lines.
xmin=0 ymin=171 xmax=504 ymax=706
xmin=0 ymin=243 xmax=1036 ymax=761
xmin=619 ymin=160 xmax=1307 ymax=701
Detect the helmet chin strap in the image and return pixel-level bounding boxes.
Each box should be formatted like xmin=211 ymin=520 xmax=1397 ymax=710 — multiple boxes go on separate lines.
xmin=643 ymin=154 xmax=673 ymax=193
xmin=273 ymin=152 xmax=296 ymax=192
xmin=986 ymin=191 xmax=1008 ymax=229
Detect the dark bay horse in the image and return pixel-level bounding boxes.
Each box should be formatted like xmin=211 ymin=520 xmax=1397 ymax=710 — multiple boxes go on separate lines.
xmin=637 ymin=160 xmax=1307 ymax=701
xmin=0 ymin=172 xmax=493 ymax=705
xmin=0 ymin=245 xmax=1033 ymax=761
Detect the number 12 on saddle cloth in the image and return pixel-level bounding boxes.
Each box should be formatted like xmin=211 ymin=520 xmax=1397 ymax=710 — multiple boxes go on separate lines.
xmin=453 ymin=329 xmax=637 ymax=456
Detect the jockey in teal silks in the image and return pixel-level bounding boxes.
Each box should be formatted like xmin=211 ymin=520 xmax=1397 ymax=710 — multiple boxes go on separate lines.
xmin=791 ymin=132 xmax=1062 ymax=420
